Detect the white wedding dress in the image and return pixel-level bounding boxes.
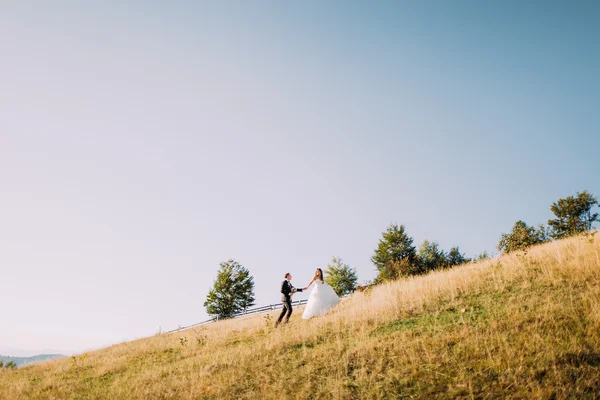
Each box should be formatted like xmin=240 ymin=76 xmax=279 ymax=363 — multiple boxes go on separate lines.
xmin=302 ymin=279 xmax=339 ymax=319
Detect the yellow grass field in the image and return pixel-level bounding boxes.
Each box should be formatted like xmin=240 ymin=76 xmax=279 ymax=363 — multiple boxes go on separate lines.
xmin=2 ymin=234 xmax=600 ymax=399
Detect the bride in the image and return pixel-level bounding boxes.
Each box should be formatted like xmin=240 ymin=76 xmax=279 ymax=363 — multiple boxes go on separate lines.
xmin=302 ymin=268 xmax=339 ymax=319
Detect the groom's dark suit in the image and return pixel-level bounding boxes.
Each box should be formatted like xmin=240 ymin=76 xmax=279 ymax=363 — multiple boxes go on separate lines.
xmin=275 ymin=280 xmax=303 ymax=326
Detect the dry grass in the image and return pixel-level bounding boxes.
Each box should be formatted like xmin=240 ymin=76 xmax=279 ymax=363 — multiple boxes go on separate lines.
xmin=2 ymin=234 xmax=600 ymax=399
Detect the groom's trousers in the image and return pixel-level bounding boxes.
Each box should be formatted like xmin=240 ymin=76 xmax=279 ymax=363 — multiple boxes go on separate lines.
xmin=275 ymin=298 xmax=293 ymax=326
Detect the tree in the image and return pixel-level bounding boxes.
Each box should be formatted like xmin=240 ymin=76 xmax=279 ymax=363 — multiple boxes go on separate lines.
xmin=417 ymin=240 xmax=447 ymax=272
xmin=475 ymin=251 xmax=490 ymax=261
xmin=497 ymin=220 xmax=548 ymax=254
xmin=548 ymin=191 xmax=599 ymax=239
xmin=204 ymin=259 xmax=255 ymax=319
xmin=446 ymin=246 xmax=470 ymax=266
xmin=324 ymin=257 xmax=358 ymax=296
xmin=372 ymin=224 xmax=420 ymax=282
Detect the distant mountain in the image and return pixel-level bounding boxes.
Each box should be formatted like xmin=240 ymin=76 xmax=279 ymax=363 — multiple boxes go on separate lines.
xmin=0 ymin=354 xmax=66 ymax=367
xmin=0 ymin=346 xmax=69 ymax=357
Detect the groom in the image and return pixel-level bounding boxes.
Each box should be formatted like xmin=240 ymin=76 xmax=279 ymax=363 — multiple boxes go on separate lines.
xmin=274 ymin=272 xmax=303 ymax=327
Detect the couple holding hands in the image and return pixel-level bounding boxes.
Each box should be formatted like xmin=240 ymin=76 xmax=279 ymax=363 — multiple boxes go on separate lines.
xmin=274 ymin=268 xmax=339 ymax=327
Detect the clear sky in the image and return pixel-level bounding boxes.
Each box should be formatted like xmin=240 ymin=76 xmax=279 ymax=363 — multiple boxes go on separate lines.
xmin=1 ymin=1 xmax=599 ymax=355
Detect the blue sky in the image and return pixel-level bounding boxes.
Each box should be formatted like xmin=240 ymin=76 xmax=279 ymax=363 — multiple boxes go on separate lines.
xmin=1 ymin=1 xmax=598 ymax=354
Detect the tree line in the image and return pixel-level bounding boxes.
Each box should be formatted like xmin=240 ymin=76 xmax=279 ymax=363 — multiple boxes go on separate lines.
xmin=203 ymin=190 xmax=598 ymax=319
xmin=497 ymin=190 xmax=598 ymax=254
xmin=373 ymin=190 xmax=598 ymax=280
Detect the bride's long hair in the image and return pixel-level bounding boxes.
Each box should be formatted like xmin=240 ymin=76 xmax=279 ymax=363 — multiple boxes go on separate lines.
xmin=314 ymin=268 xmax=324 ymax=282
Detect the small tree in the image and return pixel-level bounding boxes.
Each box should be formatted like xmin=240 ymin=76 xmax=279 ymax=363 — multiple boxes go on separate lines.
xmin=446 ymin=246 xmax=470 ymax=266
xmin=548 ymin=191 xmax=599 ymax=239
xmin=372 ymin=224 xmax=419 ymax=282
xmin=417 ymin=240 xmax=446 ymax=272
xmin=324 ymin=257 xmax=358 ymax=296
xmin=498 ymin=220 xmax=548 ymax=254
xmin=475 ymin=251 xmax=490 ymax=261
xmin=204 ymin=259 xmax=255 ymax=319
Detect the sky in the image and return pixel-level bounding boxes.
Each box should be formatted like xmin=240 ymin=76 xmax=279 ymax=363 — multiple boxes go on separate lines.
xmin=1 ymin=1 xmax=599 ymax=355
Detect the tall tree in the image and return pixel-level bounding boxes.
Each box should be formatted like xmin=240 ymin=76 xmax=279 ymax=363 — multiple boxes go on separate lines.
xmin=497 ymin=220 xmax=547 ymax=254
xmin=324 ymin=257 xmax=358 ymax=296
xmin=446 ymin=246 xmax=470 ymax=266
xmin=548 ymin=191 xmax=599 ymax=239
xmin=372 ymin=224 xmax=419 ymax=282
xmin=204 ymin=259 xmax=255 ymax=319
xmin=417 ymin=240 xmax=447 ymax=272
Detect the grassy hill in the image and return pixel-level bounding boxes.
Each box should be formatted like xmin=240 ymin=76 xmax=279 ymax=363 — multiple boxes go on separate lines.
xmin=1 ymin=234 xmax=599 ymax=399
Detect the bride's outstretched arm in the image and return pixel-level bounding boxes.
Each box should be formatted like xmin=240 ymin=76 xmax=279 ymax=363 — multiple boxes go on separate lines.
xmin=303 ymin=277 xmax=316 ymax=291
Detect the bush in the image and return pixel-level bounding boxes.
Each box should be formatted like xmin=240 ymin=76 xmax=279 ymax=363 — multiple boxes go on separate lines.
xmin=498 ymin=220 xmax=547 ymax=254
xmin=4 ymin=361 xmax=16 ymax=370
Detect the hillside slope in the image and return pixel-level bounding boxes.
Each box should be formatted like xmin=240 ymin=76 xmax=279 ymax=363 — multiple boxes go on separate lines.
xmin=1 ymin=235 xmax=599 ymax=399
